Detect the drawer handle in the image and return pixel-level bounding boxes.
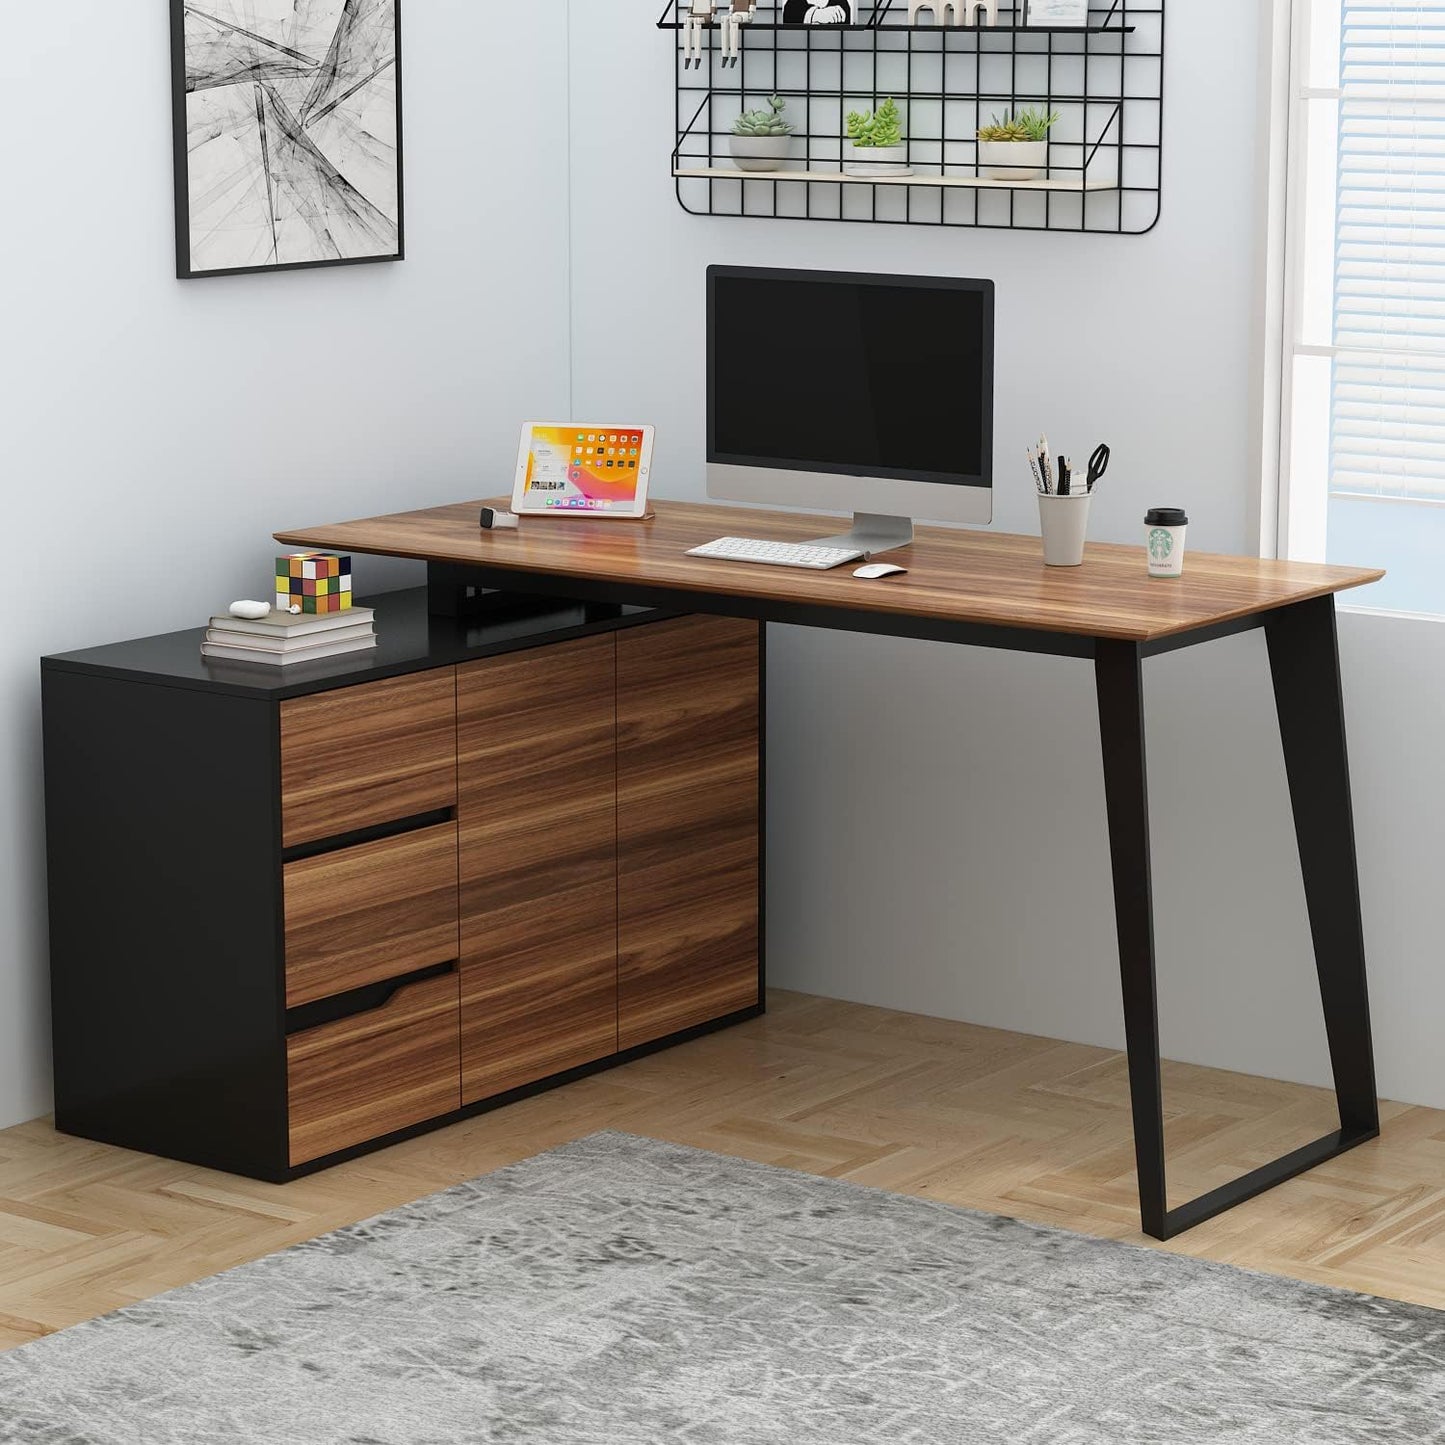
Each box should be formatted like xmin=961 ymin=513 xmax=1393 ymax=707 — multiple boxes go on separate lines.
xmin=286 ymin=961 xmax=456 ymax=1036
xmin=282 ymin=807 xmax=456 ymax=865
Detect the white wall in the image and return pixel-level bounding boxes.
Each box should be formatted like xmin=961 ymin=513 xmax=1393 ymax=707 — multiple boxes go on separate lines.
xmin=1333 ymin=611 xmax=1445 ymax=1109
xmin=569 ymin=2 xmax=1445 ymax=1108
xmin=0 ymin=6 xmax=573 ymax=1128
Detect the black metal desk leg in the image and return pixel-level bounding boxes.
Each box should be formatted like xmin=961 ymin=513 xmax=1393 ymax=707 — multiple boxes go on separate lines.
xmin=1095 ymin=641 xmax=1168 ymax=1240
xmin=1265 ymin=596 xmax=1380 ymax=1137
xmin=1097 ymin=613 xmax=1379 ymax=1242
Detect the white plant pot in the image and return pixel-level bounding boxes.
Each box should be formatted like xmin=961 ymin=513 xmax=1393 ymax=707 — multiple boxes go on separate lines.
xmin=843 ymin=141 xmax=911 ymax=178
xmin=978 ymin=139 xmax=1048 ymax=182
xmin=730 ymin=135 xmax=795 ymax=173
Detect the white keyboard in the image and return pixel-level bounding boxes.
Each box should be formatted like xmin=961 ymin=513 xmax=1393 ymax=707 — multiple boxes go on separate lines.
xmin=687 ymin=537 xmax=865 ymax=570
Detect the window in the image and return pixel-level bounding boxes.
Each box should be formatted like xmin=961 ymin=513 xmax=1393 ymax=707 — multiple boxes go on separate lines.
xmin=1279 ymin=0 xmax=1445 ymax=615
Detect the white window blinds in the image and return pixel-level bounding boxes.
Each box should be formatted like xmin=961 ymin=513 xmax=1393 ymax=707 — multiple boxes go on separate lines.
xmin=1333 ymin=2 xmax=1445 ymax=502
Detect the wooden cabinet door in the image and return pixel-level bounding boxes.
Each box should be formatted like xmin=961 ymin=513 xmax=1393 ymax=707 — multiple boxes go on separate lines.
xmin=617 ymin=616 xmax=761 ymax=1050
xmin=457 ymin=636 xmax=619 ymax=1103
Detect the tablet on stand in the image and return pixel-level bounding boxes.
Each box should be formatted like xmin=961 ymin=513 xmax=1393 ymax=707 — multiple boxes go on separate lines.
xmin=512 ymin=423 xmax=656 ymax=520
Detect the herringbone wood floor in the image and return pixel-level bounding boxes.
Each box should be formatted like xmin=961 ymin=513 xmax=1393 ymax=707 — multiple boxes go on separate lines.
xmin=2 ymin=990 xmax=1443 ymax=1353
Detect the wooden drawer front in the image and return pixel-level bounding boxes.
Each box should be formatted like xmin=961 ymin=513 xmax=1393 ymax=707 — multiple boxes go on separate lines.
xmin=284 ymin=823 xmax=460 ymax=1008
xmin=280 ymin=671 xmax=457 ymax=849
xmin=457 ymin=635 xmax=618 ymax=1104
xmin=287 ymin=971 xmax=461 ymax=1166
xmin=617 ymin=617 xmax=761 ymax=1051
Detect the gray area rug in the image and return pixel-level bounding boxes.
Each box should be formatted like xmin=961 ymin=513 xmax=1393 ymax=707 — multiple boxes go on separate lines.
xmin=1 ymin=1132 xmax=1442 ymax=1444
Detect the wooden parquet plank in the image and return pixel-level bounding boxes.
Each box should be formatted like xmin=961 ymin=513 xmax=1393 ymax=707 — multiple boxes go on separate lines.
xmin=3 ymin=989 xmax=1445 ymax=1348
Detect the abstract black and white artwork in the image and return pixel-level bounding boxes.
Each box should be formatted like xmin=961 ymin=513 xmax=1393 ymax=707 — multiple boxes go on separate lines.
xmin=170 ymin=1 xmax=404 ymax=279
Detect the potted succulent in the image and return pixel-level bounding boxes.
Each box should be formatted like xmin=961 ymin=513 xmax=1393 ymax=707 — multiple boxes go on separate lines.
xmin=731 ymin=96 xmax=796 ymax=173
xmin=976 ymin=106 xmax=1059 ymax=181
xmin=844 ymin=97 xmax=910 ymax=178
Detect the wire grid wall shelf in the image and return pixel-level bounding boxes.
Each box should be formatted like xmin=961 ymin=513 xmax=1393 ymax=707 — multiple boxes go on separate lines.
xmin=660 ymin=1 xmax=1164 ymax=233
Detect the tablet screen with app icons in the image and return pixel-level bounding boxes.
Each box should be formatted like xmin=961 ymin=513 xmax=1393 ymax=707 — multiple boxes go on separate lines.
xmin=512 ymin=423 xmax=655 ymax=518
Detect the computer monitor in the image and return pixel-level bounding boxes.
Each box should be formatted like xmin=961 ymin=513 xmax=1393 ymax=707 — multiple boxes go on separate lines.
xmin=707 ymin=266 xmax=995 ymax=553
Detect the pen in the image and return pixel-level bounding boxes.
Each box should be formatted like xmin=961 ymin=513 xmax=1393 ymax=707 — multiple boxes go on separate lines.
xmin=1058 ymin=457 xmax=1071 ymax=497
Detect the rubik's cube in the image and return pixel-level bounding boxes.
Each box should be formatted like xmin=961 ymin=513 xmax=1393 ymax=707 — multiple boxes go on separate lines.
xmin=275 ymin=553 xmax=353 ymax=614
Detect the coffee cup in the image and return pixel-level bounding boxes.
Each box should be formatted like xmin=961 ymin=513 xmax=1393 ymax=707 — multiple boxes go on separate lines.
xmin=1145 ymin=508 xmax=1189 ymax=578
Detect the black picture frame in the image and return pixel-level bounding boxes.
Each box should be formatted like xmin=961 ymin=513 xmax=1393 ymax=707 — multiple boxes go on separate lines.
xmin=169 ymin=0 xmax=405 ymax=281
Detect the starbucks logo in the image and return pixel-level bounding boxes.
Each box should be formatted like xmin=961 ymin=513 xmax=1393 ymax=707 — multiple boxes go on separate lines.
xmin=1148 ymin=528 xmax=1175 ymax=562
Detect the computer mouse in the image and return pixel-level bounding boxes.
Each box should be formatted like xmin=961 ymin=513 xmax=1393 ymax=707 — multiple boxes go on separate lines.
xmin=853 ymin=563 xmax=908 ymax=580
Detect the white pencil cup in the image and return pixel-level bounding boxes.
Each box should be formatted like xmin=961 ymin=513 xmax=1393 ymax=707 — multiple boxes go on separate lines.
xmin=1038 ymin=492 xmax=1092 ymax=567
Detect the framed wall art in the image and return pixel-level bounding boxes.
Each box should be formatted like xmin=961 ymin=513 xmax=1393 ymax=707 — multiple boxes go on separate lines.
xmin=170 ymin=1 xmax=404 ymax=280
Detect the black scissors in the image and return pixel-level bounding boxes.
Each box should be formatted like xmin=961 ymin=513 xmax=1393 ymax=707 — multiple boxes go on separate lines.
xmin=1086 ymin=444 xmax=1111 ymax=493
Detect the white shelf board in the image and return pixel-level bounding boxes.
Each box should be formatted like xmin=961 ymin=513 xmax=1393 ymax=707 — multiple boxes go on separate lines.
xmin=673 ymin=166 xmax=1117 ymax=193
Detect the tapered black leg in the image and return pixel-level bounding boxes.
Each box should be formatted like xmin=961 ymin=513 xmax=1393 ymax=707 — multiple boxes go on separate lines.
xmin=1265 ymin=596 xmax=1380 ymax=1136
xmin=1097 ymin=611 xmax=1379 ymax=1241
xmin=1095 ymin=640 xmax=1168 ymax=1240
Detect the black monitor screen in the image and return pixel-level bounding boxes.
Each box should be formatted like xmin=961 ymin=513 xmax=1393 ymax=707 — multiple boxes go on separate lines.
xmin=708 ymin=268 xmax=994 ymax=487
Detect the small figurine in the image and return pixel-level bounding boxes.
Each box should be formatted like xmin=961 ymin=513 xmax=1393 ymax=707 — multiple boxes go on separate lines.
xmin=683 ymin=0 xmax=721 ymax=68
xmin=909 ymin=0 xmax=995 ymax=22
xmin=720 ymin=0 xmax=756 ymax=67
xmin=782 ymin=0 xmax=852 ymax=24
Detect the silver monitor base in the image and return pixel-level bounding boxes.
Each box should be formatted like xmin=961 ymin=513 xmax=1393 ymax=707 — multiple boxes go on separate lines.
xmin=807 ymin=513 xmax=915 ymax=557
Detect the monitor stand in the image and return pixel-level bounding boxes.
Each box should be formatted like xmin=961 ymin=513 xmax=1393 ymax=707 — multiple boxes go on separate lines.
xmin=807 ymin=513 xmax=915 ymax=558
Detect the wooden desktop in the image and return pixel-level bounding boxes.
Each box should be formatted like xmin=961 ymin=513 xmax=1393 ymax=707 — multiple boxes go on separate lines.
xmin=278 ymin=498 xmax=1379 ymax=647
xmin=274 ymin=499 xmax=1384 ymax=1241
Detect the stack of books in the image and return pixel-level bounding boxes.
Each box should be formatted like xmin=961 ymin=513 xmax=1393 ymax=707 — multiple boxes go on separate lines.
xmin=201 ymin=607 xmax=378 ymax=666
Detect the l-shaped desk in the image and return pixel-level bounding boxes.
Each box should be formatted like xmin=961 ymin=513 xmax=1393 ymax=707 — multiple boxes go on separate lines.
xmin=276 ymin=499 xmax=1385 ymax=1241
